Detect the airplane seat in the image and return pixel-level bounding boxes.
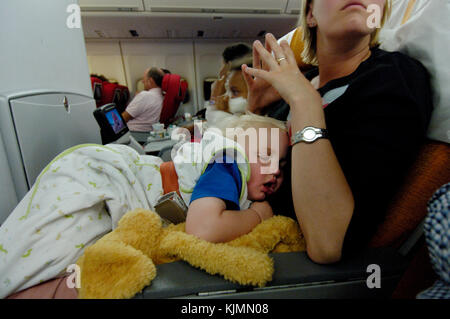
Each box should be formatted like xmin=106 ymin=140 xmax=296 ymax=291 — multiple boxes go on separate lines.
xmin=159 ymin=74 xmax=188 ymax=127
xmin=90 ymin=76 xmax=103 ymax=108
xmin=100 ymin=81 xmax=121 ymax=108
xmin=116 ymin=84 xmax=130 ymax=114
xmin=369 ymin=140 xmax=450 ymax=249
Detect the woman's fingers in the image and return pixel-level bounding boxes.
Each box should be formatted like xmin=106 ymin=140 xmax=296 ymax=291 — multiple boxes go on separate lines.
xmin=253 ymin=41 xmax=262 ymax=70
xmin=241 ymin=64 xmax=254 ymax=87
xmin=242 ymin=65 xmax=271 ymax=84
xmin=265 ymin=33 xmax=288 ymax=66
xmin=280 ymin=40 xmax=298 ymax=66
xmin=253 ymin=40 xmax=279 ymax=70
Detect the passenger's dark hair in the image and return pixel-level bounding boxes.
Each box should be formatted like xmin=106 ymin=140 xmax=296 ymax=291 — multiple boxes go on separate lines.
xmin=222 ymin=43 xmax=252 ymax=63
xmin=161 ymin=68 xmax=171 ymax=74
xmin=147 ymin=67 xmax=164 ymax=87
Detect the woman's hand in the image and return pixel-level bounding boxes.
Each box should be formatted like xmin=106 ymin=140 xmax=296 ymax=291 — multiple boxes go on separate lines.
xmin=243 ymin=33 xmax=321 ymax=110
xmin=241 ymin=36 xmax=282 ymax=113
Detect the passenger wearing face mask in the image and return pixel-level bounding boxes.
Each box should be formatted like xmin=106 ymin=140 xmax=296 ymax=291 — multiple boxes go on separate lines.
xmin=216 ymin=56 xmax=252 ymax=115
xmin=206 ymin=44 xmax=253 ymax=127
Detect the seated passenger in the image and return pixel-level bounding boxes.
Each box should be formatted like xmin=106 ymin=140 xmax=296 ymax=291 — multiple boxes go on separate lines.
xmin=241 ymin=0 xmax=433 ymax=263
xmin=209 ymin=43 xmax=252 ymax=105
xmin=206 ymin=43 xmax=253 ymax=126
xmin=121 ymin=67 xmax=164 ymax=132
xmin=183 ymin=114 xmax=289 ymax=243
xmin=0 ymin=113 xmax=288 ymax=298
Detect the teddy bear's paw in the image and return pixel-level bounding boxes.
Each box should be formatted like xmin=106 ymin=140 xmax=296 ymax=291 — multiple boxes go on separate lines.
xmin=113 ymin=208 xmax=163 ymax=257
xmin=159 ymin=231 xmax=274 ymax=287
xmin=77 ymin=239 xmax=156 ymax=299
xmin=228 ymin=215 xmax=305 ymax=253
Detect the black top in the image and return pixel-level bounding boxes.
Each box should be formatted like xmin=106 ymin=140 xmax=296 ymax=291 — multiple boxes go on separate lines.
xmin=265 ymin=48 xmax=433 ymax=256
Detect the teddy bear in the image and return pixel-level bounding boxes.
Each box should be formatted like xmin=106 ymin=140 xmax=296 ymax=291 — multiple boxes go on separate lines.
xmin=75 ymin=208 xmax=305 ymax=299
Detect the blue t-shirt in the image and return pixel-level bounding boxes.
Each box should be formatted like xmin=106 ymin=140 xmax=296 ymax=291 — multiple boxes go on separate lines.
xmin=190 ymin=155 xmax=242 ymax=210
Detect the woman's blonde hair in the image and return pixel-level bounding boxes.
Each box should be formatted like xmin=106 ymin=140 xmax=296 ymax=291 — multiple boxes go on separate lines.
xmin=300 ymin=0 xmax=392 ymax=65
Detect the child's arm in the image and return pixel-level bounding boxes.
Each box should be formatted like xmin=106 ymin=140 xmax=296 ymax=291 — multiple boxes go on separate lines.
xmin=185 ymin=197 xmax=273 ymax=243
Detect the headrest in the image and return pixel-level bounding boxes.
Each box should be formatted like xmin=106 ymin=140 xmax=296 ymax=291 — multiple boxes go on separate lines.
xmin=162 ymin=74 xmax=187 ymax=103
xmin=90 ymin=76 xmax=103 ymax=106
xmin=160 ymin=74 xmax=188 ymax=126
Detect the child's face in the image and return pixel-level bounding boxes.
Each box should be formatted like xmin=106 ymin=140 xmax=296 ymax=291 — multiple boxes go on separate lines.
xmin=245 ymin=128 xmax=289 ymax=201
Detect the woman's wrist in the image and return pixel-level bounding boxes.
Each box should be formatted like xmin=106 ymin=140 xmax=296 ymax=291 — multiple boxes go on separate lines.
xmin=290 ymin=103 xmax=326 ymax=131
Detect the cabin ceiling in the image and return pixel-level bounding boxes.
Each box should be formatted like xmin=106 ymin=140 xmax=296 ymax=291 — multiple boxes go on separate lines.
xmin=81 ymin=13 xmax=299 ymax=40
xmin=80 ymin=0 xmax=301 ymax=40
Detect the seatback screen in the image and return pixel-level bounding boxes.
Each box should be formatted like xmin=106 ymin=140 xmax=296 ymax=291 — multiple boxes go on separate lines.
xmin=105 ymin=108 xmax=126 ymax=134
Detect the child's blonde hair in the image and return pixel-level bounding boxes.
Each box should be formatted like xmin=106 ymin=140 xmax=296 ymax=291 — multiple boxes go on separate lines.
xmin=215 ymin=112 xmax=287 ymax=137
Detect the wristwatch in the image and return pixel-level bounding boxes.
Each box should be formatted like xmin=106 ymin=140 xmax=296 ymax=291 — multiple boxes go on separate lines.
xmin=291 ymin=126 xmax=329 ymax=146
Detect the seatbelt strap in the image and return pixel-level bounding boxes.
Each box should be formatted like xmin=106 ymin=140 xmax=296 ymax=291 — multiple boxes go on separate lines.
xmin=398 ymin=219 xmax=425 ymax=257
xmin=160 ymin=161 xmax=180 ymax=196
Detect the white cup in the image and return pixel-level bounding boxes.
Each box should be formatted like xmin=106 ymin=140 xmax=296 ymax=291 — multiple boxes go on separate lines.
xmin=152 ymin=123 xmax=164 ymax=131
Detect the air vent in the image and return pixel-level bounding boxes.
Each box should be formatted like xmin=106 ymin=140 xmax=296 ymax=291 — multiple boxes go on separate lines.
xmin=129 ymin=30 xmax=139 ymax=37
xmin=197 ymin=30 xmax=204 ymax=37
xmin=94 ymin=30 xmax=106 ymax=38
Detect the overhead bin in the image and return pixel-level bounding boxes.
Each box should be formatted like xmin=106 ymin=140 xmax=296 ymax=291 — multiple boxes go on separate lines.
xmin=143 ymin=0 xmax=289 ymax=14
xmin=286 ymin=0 xmax=302 ymax=14
xmin=79 ymin=0 xmax=145 ymax=11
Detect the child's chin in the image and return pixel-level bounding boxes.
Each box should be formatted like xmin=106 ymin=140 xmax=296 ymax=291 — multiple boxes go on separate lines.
xmin=248 ymin=192 xmax=266 ymax=202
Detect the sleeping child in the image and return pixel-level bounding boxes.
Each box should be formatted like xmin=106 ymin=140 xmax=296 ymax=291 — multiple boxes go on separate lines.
xmin=0 ymin=113 xmax=289 ymax=298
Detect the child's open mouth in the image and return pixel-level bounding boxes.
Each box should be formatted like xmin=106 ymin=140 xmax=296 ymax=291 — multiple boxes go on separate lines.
xmin=262 ymin=180 xmax=276 ymax=196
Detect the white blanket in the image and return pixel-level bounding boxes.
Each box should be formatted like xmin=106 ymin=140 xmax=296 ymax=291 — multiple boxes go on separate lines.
xmin=0 ymin=143 xmax=164 ymax=298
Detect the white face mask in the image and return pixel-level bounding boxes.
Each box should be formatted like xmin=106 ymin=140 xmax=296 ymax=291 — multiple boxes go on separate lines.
xmin=228 ymin=96 xmax=248 ymax=115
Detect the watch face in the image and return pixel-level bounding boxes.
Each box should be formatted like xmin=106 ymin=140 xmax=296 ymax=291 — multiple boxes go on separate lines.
xmin=303 ymin=128 xmax=316 ymax=142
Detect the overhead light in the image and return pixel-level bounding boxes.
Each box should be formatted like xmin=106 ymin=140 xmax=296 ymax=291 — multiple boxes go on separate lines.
xmin=94 ymin=30 xmax=105 ymax=38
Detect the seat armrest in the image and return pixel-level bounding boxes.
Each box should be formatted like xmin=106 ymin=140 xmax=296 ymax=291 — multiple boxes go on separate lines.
xmin=135 ymin=247 xmax=409 ymax=299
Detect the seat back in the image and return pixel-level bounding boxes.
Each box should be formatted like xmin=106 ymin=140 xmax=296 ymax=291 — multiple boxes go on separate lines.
xmin=159 ymin=74 xmax=187 ymax=127
xmin=116 ymin=84 xmax=130 ymax=113
xmin=90 ymin=76 xmax=103 ymax=107
xmin=369 ymin=140 xmax=450 ymax=248
xmin=100 ymin=82 xmax=121 ymax=108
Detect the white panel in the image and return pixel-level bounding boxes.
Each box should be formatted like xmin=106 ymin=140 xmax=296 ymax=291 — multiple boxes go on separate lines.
xmin=286 ymin=0 xmax=302 ymax=14
xmin=193 ymin=40 xmax=253 ymax=109
xmin=79 ymin=0 xmax=144 ymax=11
xmin=85 ymin=41 xmax=128 ymax=85
xmin=120 ymin=40 xmax=197 ymax=114
xmin=0 ymin=133 xmax=18 ymax=224
xmin=0 ymin=0 xmax=92 ymax=97
xmin=144 ymin=0 xmax=288 ymax=13
xmin=10 ymin=93 xmax=101 ymax=192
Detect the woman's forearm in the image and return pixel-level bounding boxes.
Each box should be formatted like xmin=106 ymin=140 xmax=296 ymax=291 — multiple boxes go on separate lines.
xmin=289 ymin=105 xmax=354 ymax=264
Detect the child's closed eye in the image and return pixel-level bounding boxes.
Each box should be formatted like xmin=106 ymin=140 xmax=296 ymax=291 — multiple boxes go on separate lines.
xmin=258 ymin=153 xmax=272 ymax=164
